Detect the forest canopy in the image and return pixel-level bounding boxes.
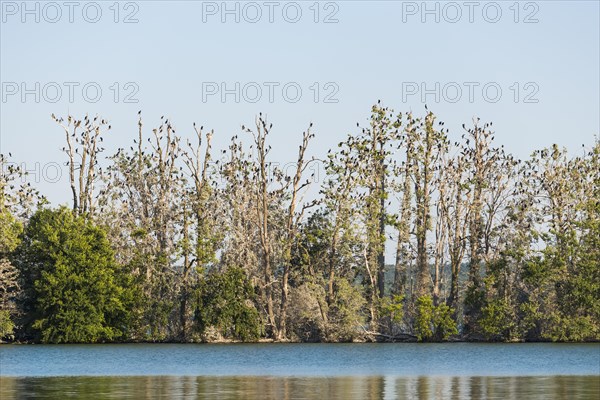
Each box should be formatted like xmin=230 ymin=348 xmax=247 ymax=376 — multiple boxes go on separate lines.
xmin=1 ymin=105 xmax=598 ymax=343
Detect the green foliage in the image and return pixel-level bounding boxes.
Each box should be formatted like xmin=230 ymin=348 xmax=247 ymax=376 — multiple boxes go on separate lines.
xmin=291 ymin=210 xmax=332 ymax=279
xmin=378 ymin=294 xmax=406 ymax=337
xmin=0 ymin=259 xmax=19 ymax=336
xmin=415 ymin=296 xmax=458 ymax=342
xmin=538 ymin=219 xmax=600 ymax=342
xmin=543 ymin=313 xmax=598 ymax=342
xmin=326 ymin=278 xmax=366 ymax=342
xmin=476 ymin=257 xmax=521 ymax=341
xmin=0 ymin=190 xmax=24 ymax=343
xmin=194 ymin=267 xmax=260 ymax=341
xmin=518 ymin=199 xmax=600 ymax=342
xmin=13 ymin=207 xmax=133 ymax=343
xmin=0 ymin=208 xmax=22 ymax=255
xmin=0 ymin=309 xmax=15 ymax=340
xmin=463 ymin=284 xmax=485 ymax=337
xmin=114 ymin=250 xmax=168 ymax=342
xmin=380 ymin=294 xmax=404 ymax=324
xmin=4 ymin=110 xmax=600 ymax=344
xmin=479 ymin=298 xmax=516 ymax=341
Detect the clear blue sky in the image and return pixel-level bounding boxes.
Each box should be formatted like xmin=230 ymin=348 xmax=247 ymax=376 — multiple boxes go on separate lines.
xmin=1 ymin=0 xmax=599 ymax=207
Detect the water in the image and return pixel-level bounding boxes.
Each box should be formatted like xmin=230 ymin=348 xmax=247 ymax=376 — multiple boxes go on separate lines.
xmin=1 ymin=343 xmax=598 ymax=377
xmin=1 ymin=343 xmax=599 ymax=399
xmin=1 ymin=375 xmax=599 ymax=399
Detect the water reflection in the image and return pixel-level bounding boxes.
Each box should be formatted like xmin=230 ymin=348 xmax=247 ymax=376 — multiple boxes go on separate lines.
xmin=1 ymin=375 xmax=598 ymax=399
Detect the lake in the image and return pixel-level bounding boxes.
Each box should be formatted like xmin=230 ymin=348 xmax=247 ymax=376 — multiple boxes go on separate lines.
xmin=1 ymin=343 xmax=599 ymax=399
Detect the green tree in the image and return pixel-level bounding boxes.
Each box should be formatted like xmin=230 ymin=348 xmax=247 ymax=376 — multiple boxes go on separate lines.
xmin=0 ymin=210 xmax=22 ymax=340
xmin=1 ymin=153 xmax=41 ymax=341
xmin=194 ymin=267 xmax=260 ymax=341
xmin=14 ymin=207 xmax=133 ymax=343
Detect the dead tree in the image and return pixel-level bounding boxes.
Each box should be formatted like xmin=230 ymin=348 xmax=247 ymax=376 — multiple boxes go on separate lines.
xmin=53 ymin=113 xmax=109 ymax=216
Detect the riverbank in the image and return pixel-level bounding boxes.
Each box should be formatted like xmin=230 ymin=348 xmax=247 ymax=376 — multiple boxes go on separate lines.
xmin=2 ymin=336 xmax=598 ymax=345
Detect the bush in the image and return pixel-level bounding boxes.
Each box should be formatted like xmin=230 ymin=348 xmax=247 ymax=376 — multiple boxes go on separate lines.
xmin=379 ymin=294 xmax=405 ymax=334
xmin=0 ymin=310 xmax=15 ymax=341
xmin=287 ymin=281 xmax=327 ymax=342
xmin=195 ymin=266 xmax=260 ymax=341
xmin=326 ymin=278 xmax=366 ymax=342
xmin=414 ymin=295 xmax=457 ymax=342
xmin=479 ymin=298 xmax=516 ymax=341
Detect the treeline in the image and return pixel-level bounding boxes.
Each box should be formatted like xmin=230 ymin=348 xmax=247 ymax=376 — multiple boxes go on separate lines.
xmin=1 ymin=104 xmax=598 ymax=343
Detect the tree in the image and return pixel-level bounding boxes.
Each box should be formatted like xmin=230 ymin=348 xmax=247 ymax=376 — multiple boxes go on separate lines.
xmin=13 ymin=207 xmax=133 ymax=343
xmin=180 ymin=123 xmax=220 ymax=340
xmin=442 ymin=153 xmax=471 ymax=313
xmin=289 ymin=210 xmax=364 ymax=341
xmin=224 ymin=116 xmax=316 ymax=340
xmin=277 ymin=124 xmax=316 ymax=340
xmin=194 ymin=266 xmax=260 ymax=341
xmin=242 ymin=116 xmax=280 ymax=338
xmin=523 ymin=142 xmax=600 ymax=341
xmin=462 ymin=120 xmax=513 ymax=336
xmin=4 ymin=107 xmax=598 ymax=344
xmin=322 ymin=136 xmax=361 ymax=308
xmin=411 ymin=111 xmax=447 ymax=299
xmin=100 ymin=115 xmax=187 ymax=340
xmin=53 ymin=114 xmax=109 ymax=217
xmin=336 ymin=103 xmax=401 ymax=330
xmin=392 ymin=114 xmax=415 ymax=299
xmin=1 ymin=154 xmax=43 ymax=341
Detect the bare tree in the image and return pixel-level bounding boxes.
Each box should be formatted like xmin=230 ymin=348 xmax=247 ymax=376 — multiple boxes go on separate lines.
xmin=52 ymin=114 xmax=109 ymax=216
xmin=412 ymin=111 xmax=446 ymax=298
xmin=277 ymin=125 xmax=316 ymax=340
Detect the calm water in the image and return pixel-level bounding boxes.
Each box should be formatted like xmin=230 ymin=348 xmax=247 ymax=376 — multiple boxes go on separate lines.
xmin=1 ymin=343 xmax=599 ymax=399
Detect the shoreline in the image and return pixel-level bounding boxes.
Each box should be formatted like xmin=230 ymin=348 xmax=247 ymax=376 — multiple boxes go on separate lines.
xmin=2 ymin=339 xmax=599 ymax=345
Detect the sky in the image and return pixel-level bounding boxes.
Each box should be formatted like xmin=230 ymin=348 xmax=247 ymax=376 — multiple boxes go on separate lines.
xmin=1 ymin=0 xmax=599 ymax=209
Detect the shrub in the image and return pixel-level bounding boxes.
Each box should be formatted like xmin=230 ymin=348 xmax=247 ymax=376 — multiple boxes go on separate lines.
xmin=415 ymin=295 xmax=457 ymax=342
xmin=195 ymin=266 xmax=260 ymax=341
